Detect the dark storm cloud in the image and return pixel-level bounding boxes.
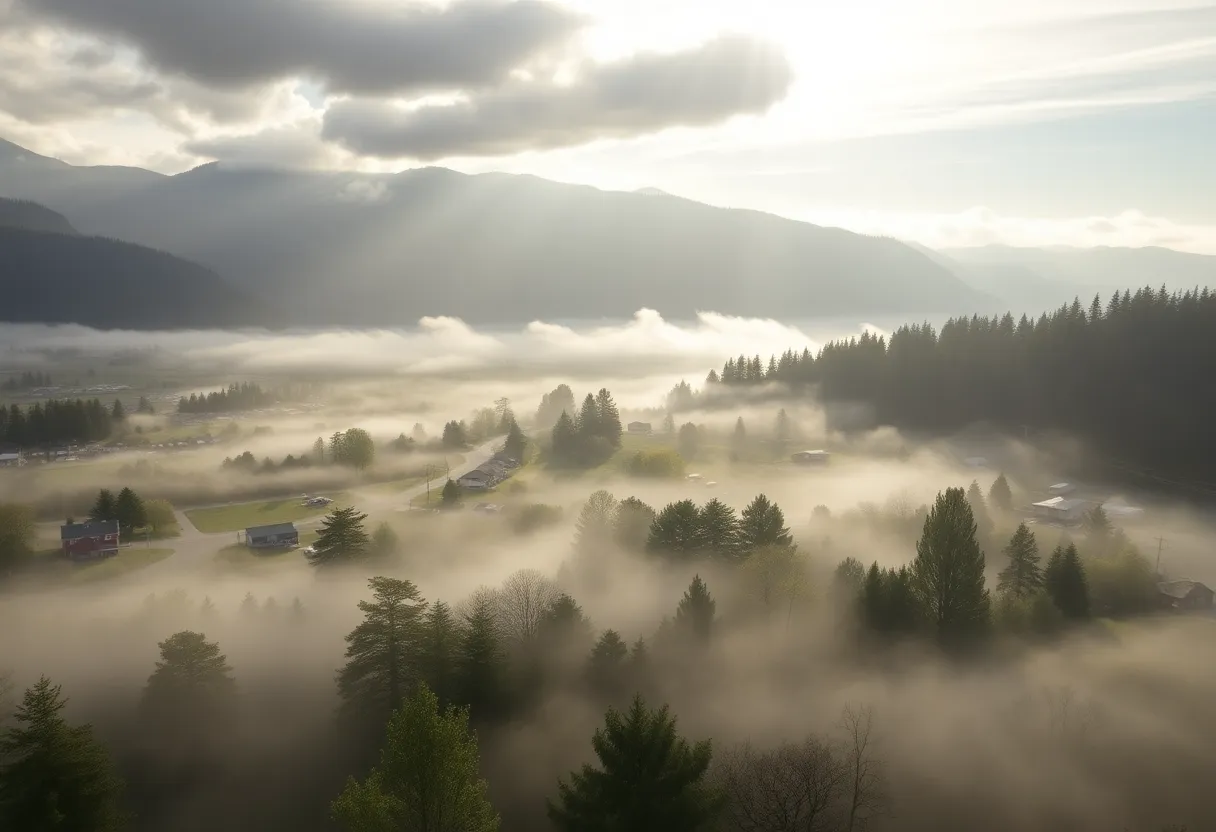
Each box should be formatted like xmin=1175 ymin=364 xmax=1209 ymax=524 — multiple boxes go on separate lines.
xmin=15 ymin=0 xmax=585 ymax=94
xmin=321 ymin=35 xmax=794 ymax=159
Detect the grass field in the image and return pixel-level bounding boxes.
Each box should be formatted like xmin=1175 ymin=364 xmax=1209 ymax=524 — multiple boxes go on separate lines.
xmin=213 ymin=530 xmax=316 ymax=571
xmin=30 ymin=546 xmax=176 ymax=585
xmin=185 ymin=494 xmax=349 ymax=534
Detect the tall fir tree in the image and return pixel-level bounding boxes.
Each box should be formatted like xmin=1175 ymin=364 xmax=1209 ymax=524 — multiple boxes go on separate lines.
xmin=675 ymin=575 xmax=717 ymax=645
xmin=337 ymin=577 xmax=428 ymax=726
xmin=1045 ymin=543 xmax=1091 ymax=620
xmin=456 ymin=594 xmax=506 ymax=720
xmin=140 ymin=631 xmax=236 ymax=754
xmin=547 ymin=695 xmax=721 ymax=832
xmin=0 ymin=677 xmax=128 ymax=832
xmin=587 ymin=630 xmax=630 ymax=697
xmin=997 ymin=523 xmax=1043 ymax=598
xmin=910 ymin=488 xmax=991 ymax=642
xmin=113 ymin=487 xmax=147 ymax=534
xmin=696 ymin=499 xmax=741 ymax=563
xmin=332 ymin=683 xmax=499 ymax=832
xmin=647 ymin=500 xmax=703 ymax=559
xmin=420 ymin=601 xmax=459 ymax=706
xmin=307 ymin=506 xmax=371 ymax=568
xmin=988 ymin=473 xmax=1014 ymax=513
xmin=738 ymin=494 xmax=794 ymax=554
xmin=88 ymin=489 xmax=117 ymax=524
xmin=595 ymin=388 xmax=623 ymax=448
xmin=110 ymin=399 xmax=125 ymax=422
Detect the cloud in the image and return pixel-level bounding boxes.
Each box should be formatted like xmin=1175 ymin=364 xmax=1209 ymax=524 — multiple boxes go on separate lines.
xmin=322 ymin=35 xmax=793 ymax=159
xmin=15 ymin=0 xmax=585 ymax=95
xmin=183 ymin=121 xmax=344 ymax=170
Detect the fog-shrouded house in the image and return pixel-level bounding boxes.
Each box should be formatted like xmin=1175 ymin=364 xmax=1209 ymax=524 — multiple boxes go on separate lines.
xmin=1157 ymin=580 xmax=1215 ymax=612
xmin=455 ymin=453 xmax=522 ymax=491
xmin=627 ymin=422 xmax=652 ymax=434
xmin=1030 ymin=496 xmax=1088 ymax=524
xmin=791 ymin=449 xmax=831 ymax=465
xmin=243 ymin=522 xmax=299 ymax=549
xmin=61 ymin=520 xmax=120 ymax=561
xmin=0 ymin=451 xmax=22 ymax=467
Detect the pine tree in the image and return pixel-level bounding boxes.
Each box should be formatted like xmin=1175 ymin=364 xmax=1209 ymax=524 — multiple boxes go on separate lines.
xmin=613 ymin=497 xmax=656 ymax=552
xmin=136 ymin=396 xmax=154 ymax=415
xmin=113 ymin=487 xmax=147 ymax=534
xmin=731 ymin=417 xmax=746 ymax=454
xmin=988 ymin=473 xmax=1013 ymax=513
xmin=371 ymin=522 xmax=400 ymax=559
xmin=910 ymin=488 xmax=991 ymax=642
xmin=308 ymin=507 xmax=371 ymax=568
xmin=332 ymin=683 xmax=499 ymax=832
xmin=110 ymin=399 xmax=125 ymax=422
xmin=588 ymin=630 xmax=630 ymax=696
xmin=456 ymin=593 xmax=506 ymax=720
xmin=1083 ymin=506 xmax=1113 ymax=554
xmin=1045 ymin=543 xmax=1090 ymax=620
xmin=997 ymin=523 xmax=1043 ymax=598
xmin=675 ymin=575 xmax=716 ymax=645
xmin=966 ymin=480 xmax=992 ymax=542
xmin=551 ymin=411 xmax=579 ymax=466
xmin=337 ymin=577 xmax=428 ymax=725
xmin=677 ymin=423 xmax=699 ymax=460
xmin=595 ymin=388 xmax=623 ymax=448
xmin=88 ymin=489 xmax=117 ymax=524
xmin=647 ymin=500 xmax=702 ymax=559
xmin=141 ymin=631 xmax=236 ymax=749
xmin=441 ymin=479 xmax=461 ymax=507
xmin=738 ymin=494 xmax=794 ymax=554
xmin=502 ymin=418 xmax=527 ymax=461
xmin=548 ymin=695 xmax=721 ymax=832
xmin=697 ymin=499 xmax=741 ymax=562
xmin=774 ymin=409 xmax=791 ymax=447
xmin=0 ymin=677 xmax=127 ymax=831
xmin=576 ymin=394 xmax=600 ymax=444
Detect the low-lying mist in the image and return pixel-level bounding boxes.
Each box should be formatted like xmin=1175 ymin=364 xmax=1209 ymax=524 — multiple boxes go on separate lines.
xmin=3 ymin=312 xmax=1215 ymax=832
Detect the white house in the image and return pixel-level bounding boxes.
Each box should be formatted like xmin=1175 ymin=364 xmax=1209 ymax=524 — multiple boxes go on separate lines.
xmin=791 ymin=450 xmax=830 ymax=465
xmin=1031 ymin=497 xmax=1088 ymax=523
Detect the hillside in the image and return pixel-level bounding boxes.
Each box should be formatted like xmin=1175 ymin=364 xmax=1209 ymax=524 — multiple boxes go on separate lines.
xmin=942 ymin=244 xmax=1216 ymax=309
xmin=0 ymin=140 xmax=994 ymax=326
xmin=0 ymin=226 xmax=266 ymax=330
xmin=0 ymin=197 xmax=78 ymax=235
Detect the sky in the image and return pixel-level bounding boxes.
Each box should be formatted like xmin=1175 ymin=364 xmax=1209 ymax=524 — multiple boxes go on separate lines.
xmin=1 ymin=0 xmax=1215 ymax=253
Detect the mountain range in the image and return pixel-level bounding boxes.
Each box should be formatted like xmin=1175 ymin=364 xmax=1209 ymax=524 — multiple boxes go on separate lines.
xmin=1 ymin=137 xmax=1213 ymax=330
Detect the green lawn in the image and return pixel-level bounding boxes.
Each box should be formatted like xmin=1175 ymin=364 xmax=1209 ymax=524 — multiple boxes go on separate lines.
xmin=213 ymin=531 xmax=316 ymax=571
xmin=30 ymin=547 xmax=176 ymax=585
xmin=185 ymin=493 xmax=349 ymax=534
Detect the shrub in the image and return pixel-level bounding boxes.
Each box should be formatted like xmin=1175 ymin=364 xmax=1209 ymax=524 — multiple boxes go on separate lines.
xmin=512 ymin=503 xmax=564 ymax=535
xmin=624 ymin=448 xmax=685 ymax=479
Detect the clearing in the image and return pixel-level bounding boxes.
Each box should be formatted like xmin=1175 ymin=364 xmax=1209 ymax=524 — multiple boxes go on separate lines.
xmin=185 ymin=494 xmax=348 ymax=534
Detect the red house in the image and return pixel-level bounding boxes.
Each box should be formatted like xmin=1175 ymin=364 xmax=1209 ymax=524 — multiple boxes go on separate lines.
xmin=61 ymin=520 xmax=120 ymax=561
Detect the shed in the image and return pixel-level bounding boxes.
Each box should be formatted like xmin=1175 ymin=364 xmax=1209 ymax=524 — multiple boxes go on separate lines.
xmin=791 ymin=450 xmax=831 ymax=465
xmin=627 ymin=422 xmax=652 ymax=434
xmin=61 ymin=520 xmax=120 ymax=561
xmin=244 ymin=522 xmax=299 ymax=549
xmin=1157 ymin=580 xmax=1214 ymax=612
xmin=1030 ymin=497 xmax=1088 ymax=523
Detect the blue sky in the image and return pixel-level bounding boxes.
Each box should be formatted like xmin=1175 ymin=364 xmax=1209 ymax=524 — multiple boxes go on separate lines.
xmin=1 ymin=0 xmax=1213 ymax=252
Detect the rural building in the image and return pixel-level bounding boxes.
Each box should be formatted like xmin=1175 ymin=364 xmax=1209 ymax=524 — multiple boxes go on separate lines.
xmin=791 ymin=449 xmax=831 ymax=465
xmin=1030 ymin=496 xmax=1088 ymax=524
xmin=1157 ymin=580 xmax=1215 ymax=612
xmin=458 ymin=470 xmax=495 ymax=490
xmin=0 ymin=451 xmax=22 ymax=467
xmin=61 ymin=520 xmax=120 ymax=561
xmin=456 ymin=453 xmax=522 ymax=491
xmin=244 ymin=522 xmax=299 ymax=549
xmin=627 ymin=422 xmax=652 ymax=434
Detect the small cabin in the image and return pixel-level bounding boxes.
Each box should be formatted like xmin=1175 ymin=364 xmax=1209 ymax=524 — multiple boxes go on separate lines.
xmin=1157 ymin=580 xmax=1215 ymax=612
xmin=627 ymin=422 xmax=652 ymax=434
xmin=244 ymin=522 xmax=299 ymax=549
xmin=791 ymin=450 xmax=831 ymax=465
xmin=61 ymin=520 xmax=120 ymax=561
xmin=1030 ymin=497 xmax=1087 ymax=524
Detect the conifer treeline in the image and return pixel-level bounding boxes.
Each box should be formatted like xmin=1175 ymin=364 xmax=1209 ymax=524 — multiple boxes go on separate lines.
xmin=550 ymin=388 xmax=622 ymax=467
xmin=177 ymin=382 xmax=276 ymax=414
xmin=0 ymin=398 xmax=113 ymax=447
xmin=708 ymin=288 xmax=1216 ymax=483
xmin=0 ymin=371 xmax=52 ymax=391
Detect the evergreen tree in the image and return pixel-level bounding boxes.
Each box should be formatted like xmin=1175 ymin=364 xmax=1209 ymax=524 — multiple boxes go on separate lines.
xmin=997 ymin=523 xmax=1043 ymax=598
xmin=337 ymin=577 xmax=428 ymax=725
xmin=456 ymin=594 xmax=506 ymax=720
xmin=614 ymin=497 xmax=656 ymax=552
xmin=110 ymin=399 xmax=125 ymax=422
xmin=576 ymin=394 xmax=600 ymax=444
xmin=677 ymin=422 xmax=700 ymax=460
xmin=0 ymin=504 xmax=35 ymax=579
xmin=113 ymin=487 xmax=147 ymax=534
xmin=442 ymin=421 xmax=468 ymax=450
xmin=595 ymin=388 xmax=623 ymax=448
xmin=587 ymin=630 xmax=630 ymax=696
xmin=312 ymin=437 xmax=326 ymax=463
xmin=441 ymin=479 xmax=461 ymax=507
xmin=502 ymin=418 xmax=527 ymax=460
xmin=662 ymin=413 xmax=676 ymax=434
xmin=731 ymin=417 xmax=746 ymax=453
xmin=0 ymin=677 xmax=127 ymax=832
xmin=537 ymin=594 xmax=596 ymax=664
xmin=988 ymin=473 xmax=1013 ymax=513
xmin=136 ymin=396 xmax=154 ymax=415
xmin=774 ymin=409 xmax=791 ymax=447
xmin=419 ymin=601 xmax=459 ymax=705
xmin=1083 ymin=506 xmax=1113 ymax=554
xmin=696 ymin=499 xmax=741 ymax=563
xmin=536 ymin=384 xmax=576 ymax=430
xmin=738 ymin=494 xmax=794 ymax=554
xmin=966 ymin=480 xmax=992 ymax=542
xmin=88 ymin=489 xmax=117 ymax=524
xmin=647 ymin=500 xmax=703 ymax=559
xmin=371 ymin=522 xmax=401 ymax=559
xmin=910 ymin=488 xmax=991 ymax=642
xmin=675 ymin=575 xmax=716 ymax=645
xmin=548 ymin=695 xmax=720 ymax=832
xmin=331 ymin=683 xmax=499 ymax=832
xmin=550 ymin=411 xmax=579 ymax=467
xmin=140 ymin=631 xmax=236 ymax=750
xmin=1045 ymin=543 xmax=1091 ymax=620
xmin=308 ymin=507 xmax=371 ymax=568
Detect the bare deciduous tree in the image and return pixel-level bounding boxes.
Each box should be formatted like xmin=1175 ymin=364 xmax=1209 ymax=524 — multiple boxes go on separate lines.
xmin=496 ymin=568 xmax=561 ymax=644
xmin=715 ymin=736 xmax=849 ymax=831
xmin=841 ymin=705 xmax=888 ymax=832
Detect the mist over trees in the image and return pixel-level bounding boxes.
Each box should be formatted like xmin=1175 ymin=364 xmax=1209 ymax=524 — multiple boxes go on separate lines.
xmin=0 ymin=398 xmax=113 ymax=447
xmin=177 ymin=383 xmax=276 ymax=414
xmin=708 ymin=289 xmax=1216 ymax=485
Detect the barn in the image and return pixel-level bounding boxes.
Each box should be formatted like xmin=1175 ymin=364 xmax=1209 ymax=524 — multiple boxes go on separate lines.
xmin=1157 ymin=580 xmax=1215 ymax=612
xmin=61 ymin=520 xmax=120 ymax=561
xmin=244 ymin=522 xmax=299 ymax=549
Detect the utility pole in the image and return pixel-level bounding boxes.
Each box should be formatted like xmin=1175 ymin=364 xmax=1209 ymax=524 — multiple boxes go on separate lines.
xmin=1154 ymin=536 xmax=1167 ymax=576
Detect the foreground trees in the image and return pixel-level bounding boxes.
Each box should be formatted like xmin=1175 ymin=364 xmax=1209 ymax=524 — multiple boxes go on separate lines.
xmin=140 ymin=631 xmax=236 ymax=750
xmin=910 ymin=488 xmax=990 ymax=643
xmin=548 ymin=695 xmax=720 ymax=832
xmin=308 ymin=507 xmax=371 ymax=568
xmin=338 ymin=577 xmax=428 ymax=726
xmin=997 ymin=523 xmax=1043 ymax=599
xmin=332 ymin=683 xmax=499 ymax=832
xmin=0 ymin=677 xmax=127 ymax=831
